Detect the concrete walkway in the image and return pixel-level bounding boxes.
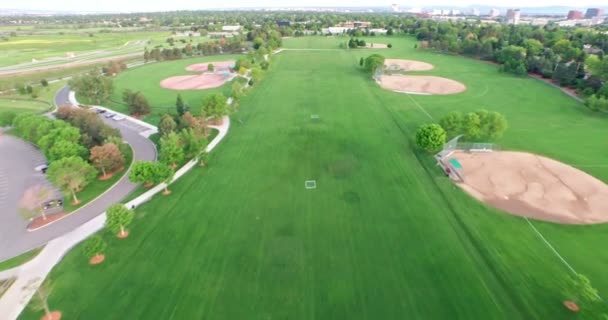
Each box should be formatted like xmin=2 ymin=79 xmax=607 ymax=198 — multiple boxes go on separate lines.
xmin=0 ymin=114 xmax=230 ymax=320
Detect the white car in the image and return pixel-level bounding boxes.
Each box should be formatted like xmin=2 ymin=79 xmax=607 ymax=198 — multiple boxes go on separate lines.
xmin=104 ymin=113 xmax=116 ymax=118
xmin=112 ymin=114 xmax=125 ymax=121
xmin=35 ymin=164 xmax=49 ymax=173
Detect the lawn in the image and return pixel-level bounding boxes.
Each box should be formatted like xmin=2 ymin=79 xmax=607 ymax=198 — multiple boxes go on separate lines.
xmin=0 ymin=98 xmax=50 ymax=114
xmin=0 ymin=248 xmax=42 ymax=272
xmin=86 ymin=55 xmax=244 ymax=125
xmin=0 ymin=31 xmax=174 ymax=68
xmin=21 ymin=36 xmax=608 ymax=319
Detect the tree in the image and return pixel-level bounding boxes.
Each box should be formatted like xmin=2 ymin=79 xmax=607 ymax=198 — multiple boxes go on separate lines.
xmin=181 ymin=112 xmax=208 ymax=138
xmin=180 ymin=128 xmax=207 ymax=158
xmin=364 ymin=54 xmax=385 ymax=75
xmin=38 ymin=125 xmax=81 ymax=156
xmin=253 ymin=37 xmax=264 ymax=50
xmin=129 ymin=161 xmax=157 ymax=186
xmin=207 ymin=63 xmax=215 ymax=72
xmin=175 ymin=94 xmax=187 ymax=116
xmin=55 ymin=106 xmax=121 ymax=149
xmin=122 ymin=90 xmax=151 ymax=116
xmin=359 ymin=57 xmax=364 ymax=66
xmin=105 ymin=203 xmax=134 ymax=237
xmin=46 ymin=156 xmax=97 ymax=205
xmin=40 ymin=79 xmax=49 ymax=87
xmin=199 ymin=151 xmax=209 ymax=167
xmin=47 ymin=140 xmax=88 ymax=162
xmin=143 ymin=48 xmax=150 ymax=62
xmin=563 ymin=274 xmax=608 ymax=318
xmin=27 ymin=280 xmax=59 ymax=320
xmin=439 ymin=111 xmax=463 ymax=139
xmin=158 ymin=114 xmax=177 ymax=136
xmin=415 ymin=124 xmax=446 ymax=153
xmin=68 ymin=72 xmax=114 ymax=104
xmin=159 ymin=131 xmax=184 ymax=168
xmin=0 ymin=111 xmax=17 ymax=127
xmin=154 ymin=163 xmax=174 ymax=195
xmin=90 ymin=143 xmax=125 ymax=178
xmin=462 ymin=112 xmax=482 ymax=141
xmin=202 ymin=93 xmax=229 ymax=121
xmin=19 ymin=185 xmax=52 ymax=222
xmin=82 ymin=235 xmax=107 ymax=261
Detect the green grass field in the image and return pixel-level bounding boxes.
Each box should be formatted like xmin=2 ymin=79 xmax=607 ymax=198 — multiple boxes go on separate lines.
xmin=91 ymin=55 xmax=244 ymax=125
xmin=0 ymin=31 xmax=176 ymax=68
xmin=21 ymin=36 xmax=608 ymax=319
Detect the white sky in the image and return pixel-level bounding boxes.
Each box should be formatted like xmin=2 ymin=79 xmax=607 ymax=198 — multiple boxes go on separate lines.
xmin=4 ymin=0 xmax=607 ymax=12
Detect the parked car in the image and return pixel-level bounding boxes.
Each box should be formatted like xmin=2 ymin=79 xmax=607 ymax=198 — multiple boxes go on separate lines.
xmin=35 ymin=164 xmax=48 ymax=174
xmin=43 ymin=199 xmax=63 ymax=210
xmin=104 ymin=113 xmax=115 ymax=118
xmin=112 ymin=114 xmax=125 ymax=121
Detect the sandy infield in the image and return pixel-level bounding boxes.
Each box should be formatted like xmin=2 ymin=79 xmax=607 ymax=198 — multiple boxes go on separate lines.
xmin=451 ymin=151 xmax=608 ymax=224
xmin=160 ymin=60 xmax=236 ymax=91
xmin=364 ymin=43 xmax=388 ymax=48
xmin=384 ymin=59 xmax=434 ymax=71
xmin=378 ymin=75 xmax=466 ymax=95
xmin=185 ymin=60 xmax=235 ymax=72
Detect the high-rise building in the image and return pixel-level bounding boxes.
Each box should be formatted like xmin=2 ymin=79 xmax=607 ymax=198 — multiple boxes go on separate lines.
xmin=489 ymin=8 xmax=500 ymax=17
xmin=567 ymin=10 xmax=584 ymax=20
xmin=585 ymin=8 xmax=604 ymax=19
xmin=506 ymin=9 xmax=521 ymax=25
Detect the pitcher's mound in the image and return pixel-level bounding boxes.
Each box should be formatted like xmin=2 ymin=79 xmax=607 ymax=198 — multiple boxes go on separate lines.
xmin=451 ymin=151 xmax=608 ymax=224
xmin=384 ymin=59 xmax=434 ymax=71
xmin=378 ymin=75 xmax=466 ymax=95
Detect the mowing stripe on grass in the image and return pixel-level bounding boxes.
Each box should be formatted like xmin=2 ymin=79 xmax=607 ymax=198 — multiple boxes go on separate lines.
xmin=404 ymin=93 xmax=434 ymax=121
xmin=525 ymin=218 xmax=577 ymax=274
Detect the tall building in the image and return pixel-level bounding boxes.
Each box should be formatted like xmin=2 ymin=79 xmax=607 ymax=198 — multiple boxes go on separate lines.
xmin=506 ymin=9 xmax=521 ymax=25
xmin=567 ymin=10 xmax=584 ymax=20
xmin=489 ymin=8 xmax=500 ymax=17
xmin=585 ymin=8 xmax=604 ymax=19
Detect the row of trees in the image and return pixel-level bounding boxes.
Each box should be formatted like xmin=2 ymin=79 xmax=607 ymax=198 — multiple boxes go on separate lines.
xmin=12 ymin=112 xmax=128 ymax=205
xmin=415 ymin=110 xmax=508 ymax=152
xmin=411 ymin=19 xmax=608 ymax=104
xmin=69 ymin=71 xmax=114 ymax=105
xmin=143 ymin=36 xmax=247 ymax=62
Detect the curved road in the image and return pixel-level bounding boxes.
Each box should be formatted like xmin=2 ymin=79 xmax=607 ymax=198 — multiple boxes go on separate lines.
xmin=0 ymin=86 xmax=156 ymax=261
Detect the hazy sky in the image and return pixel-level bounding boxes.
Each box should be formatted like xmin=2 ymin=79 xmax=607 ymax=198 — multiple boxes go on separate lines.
xmin=5 ymin=0 xmax=607 ymax=12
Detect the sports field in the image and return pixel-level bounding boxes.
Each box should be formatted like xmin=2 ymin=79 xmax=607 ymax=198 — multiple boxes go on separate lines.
xmin=0 ymin=31 xmax=174 ymax=68
xmin=21 ymin=36 xmax=608 ymax=319
xmin=97 ymin=55 xmax=243 ymax=124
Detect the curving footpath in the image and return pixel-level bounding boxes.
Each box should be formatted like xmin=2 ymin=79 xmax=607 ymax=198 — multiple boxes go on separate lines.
xmin=0 ymin=90 xmax=230 ymax=320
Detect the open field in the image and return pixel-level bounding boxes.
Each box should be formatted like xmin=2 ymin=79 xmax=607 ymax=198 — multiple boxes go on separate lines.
xmin=0 ymin=80 xmax=66 ymax=114
xmin=0 ymin=31 xmax=174 ymax=68
xmin=21 ymin=36 xmax=608 ymax=319
xmin=87 ymin=55 xmax=243 ymax=125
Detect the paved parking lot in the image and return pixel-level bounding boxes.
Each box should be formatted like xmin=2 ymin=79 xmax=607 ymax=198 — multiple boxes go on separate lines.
xmin=0 ymin=135 xmax=61 ymax=252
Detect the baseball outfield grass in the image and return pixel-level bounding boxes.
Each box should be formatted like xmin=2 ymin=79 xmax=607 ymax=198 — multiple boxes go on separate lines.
xmin=89 ymin=55 xmax=244 ymax=125
xmin=21 ymin=36 xmax=608 ymax=319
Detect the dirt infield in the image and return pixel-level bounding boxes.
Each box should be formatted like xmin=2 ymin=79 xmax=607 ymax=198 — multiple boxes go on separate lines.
xmin=378 ymin=75 xmax=466 ymax=95
xmin=451 ymin=151 xmax=608 ymax=224
xmin=384 ymin=59 xmax=434 ymax=71
xmin=364 ymin=43 xmax=388 ymax=49
xmin=160 ymin=60 xmax=236 ymax=91
xmin=185 ymin=60 xmax=235 ymax=72
xmin=161 ymin=74 xmax=231 ymax=90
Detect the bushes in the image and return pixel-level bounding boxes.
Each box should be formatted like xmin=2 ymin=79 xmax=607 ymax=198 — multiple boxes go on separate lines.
xmin=585 ymin=95 xmax=608 ymax=112
xmin=364 ymin=54 xmax=385 ymax=75
xmin=439 ymin=110 xmax=508 ymax=141
xmin=416 ymin=124 xmax=446 ymax=153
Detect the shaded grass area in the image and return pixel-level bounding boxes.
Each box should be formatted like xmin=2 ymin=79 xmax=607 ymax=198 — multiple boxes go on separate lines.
xmin=0 ymin=248 xmax=42 ymax=272
xmin=63 ymin=144 xmax=133 ymax=213
xmin=20 ymin=37 xmax=608 ymax=320
xmin=0 ymin=98 xmax=50 ymax=114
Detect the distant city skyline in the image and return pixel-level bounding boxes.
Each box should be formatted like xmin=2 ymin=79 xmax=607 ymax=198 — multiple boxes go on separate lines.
xmin=2 ymin=0 xmax=608 ymax=13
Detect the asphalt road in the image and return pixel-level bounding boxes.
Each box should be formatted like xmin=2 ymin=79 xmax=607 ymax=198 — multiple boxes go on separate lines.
xmin=0 ymin=86 xmax=156 ymax=261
